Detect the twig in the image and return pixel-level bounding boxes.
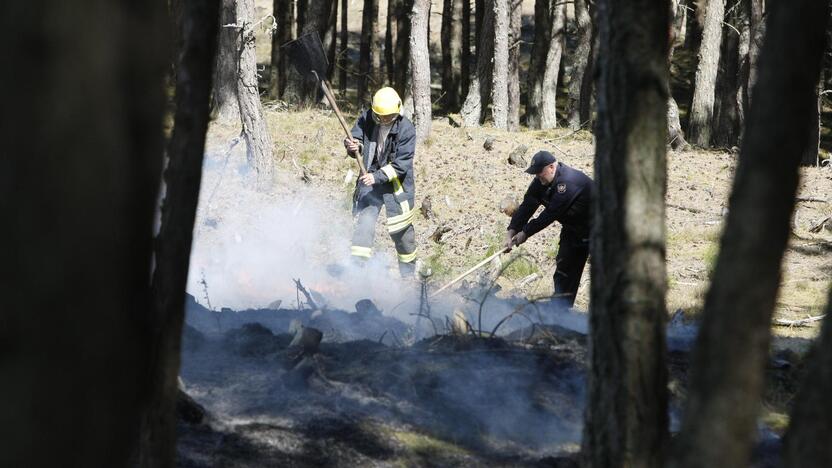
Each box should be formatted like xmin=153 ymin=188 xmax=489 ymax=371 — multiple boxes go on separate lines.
xmin=293 ymin=278 xmax=319 ymax=310
xmin=796 ymin=196 xmax=828 ymax=203
xmin=773 ymin=315 xmax=826 ymax=327
xmin=667 ymin=203 xmax=711 ymax=214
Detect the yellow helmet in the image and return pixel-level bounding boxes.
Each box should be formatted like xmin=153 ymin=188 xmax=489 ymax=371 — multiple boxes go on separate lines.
xmin=371 ymin=87 xmax=402 ymax=117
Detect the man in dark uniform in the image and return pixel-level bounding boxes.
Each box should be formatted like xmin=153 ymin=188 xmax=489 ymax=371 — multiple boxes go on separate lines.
xmin=505 ymin=150 xmax=593 ymax=308
xmin=344 ymin=87 xmax=418 ymax=277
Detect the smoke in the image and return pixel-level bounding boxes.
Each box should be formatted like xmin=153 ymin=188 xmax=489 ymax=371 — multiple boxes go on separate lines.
xmin=186 ymin=142 xmax=420 ymax=319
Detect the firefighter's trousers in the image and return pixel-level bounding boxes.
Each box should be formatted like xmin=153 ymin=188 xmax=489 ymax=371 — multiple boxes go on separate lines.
xmin=351 ymin=184 xmax=417 ymax=277
xmin=553 ymin=228 xmax=589 ymax=308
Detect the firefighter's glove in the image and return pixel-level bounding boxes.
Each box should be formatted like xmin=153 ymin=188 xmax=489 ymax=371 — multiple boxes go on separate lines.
xmin=344 ymin=137 xmax=360 ymax=157
xmin=511 ymin=231 xmax=528 ymax=248
xmin=359 ymin=173 xmax=375 ymax=186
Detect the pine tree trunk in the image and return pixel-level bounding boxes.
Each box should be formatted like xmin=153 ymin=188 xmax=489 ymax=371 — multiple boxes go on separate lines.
xmin=326 ymin=0 xmax=338 ymax=80
xmin=667 ymin=0 xmax=689 ymax=150
xmin=492 ymin=0 xmax=509 ymax=129
xmin=461 ymin=0 xmax=472 ymax=99
xmin=746 ymin=0 xmax=765 ymax=105
xmin=507 ymin=0 xmax=521 ymax=130
xmin=802 ymin=78 xmax=822 ymax=166
xmin=526 ymin=0 xmax=552 ymax=129
xmin=579 ymin=2 xmax=597 ymax=126
xmin=411 ymin=0 xmax=432 ymax=140
xmin=395 ymin=0 xmax=413 ymax=96
xmin=669 ymin=2 xmax=830 ymax=467
xmin=269 ymin=0 xmax=292 ymax=99
xmin=539 ymin=1 xmax=565 ymax=129
xmin=297 ymin=0 xmax=307 ymax=35
xmin=340 ymin=0 xmax=349 ymax=93
xmin=285 ymin=0 xmax=331 ymax=105
xmin=566 ymin=0 xmax=592 ymax=130
xmin=385 ymin=0 xmax=395 ymax=86
xmin=585 ymin=0 xmax=670 ymax=465
xmin=712 ymin=7 xmax=741 ymax=148
xmin=0 ymin=0 xmax=166 ymax=465
xmin=461 ymin=0 xmax=494 ymax=126
xmin=782 ymin=288 xmax=832 ymax=468
xmin=138 ymin=2 xmax=219 ymax=466
xmin=214 ymin=0 xmax=242 ymax=121
xmin=442 ymin=0 xmax=461 ymax=111
xmin=358 ymin=0 xmax=377 ymax=105
xmin=688 ymin=0 xmax=725 ymax=147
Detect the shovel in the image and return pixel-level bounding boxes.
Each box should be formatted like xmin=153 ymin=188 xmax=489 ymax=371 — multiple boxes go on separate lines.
xmin=282 ymin=32 xmax=367 ymax=175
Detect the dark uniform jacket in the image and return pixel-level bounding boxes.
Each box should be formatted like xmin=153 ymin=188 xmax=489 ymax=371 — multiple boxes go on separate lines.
xmin=508 ymin=162 xmax=593 ymax=238
xmin=349 ymin=109 xmax=416 ymax=208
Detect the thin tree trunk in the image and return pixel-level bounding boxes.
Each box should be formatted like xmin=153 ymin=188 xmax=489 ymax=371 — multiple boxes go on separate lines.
xmin=567 ymin=0 xmax=592 ymax=130
xmin=585 ymin=0 xmax=671 ymax=465
xmin=325 ymin=0 xmax=338 ymax=81
xmin=296 ymin=0 xmax=307 ymax=36
xmin=461 ymin=0 xmax=494 ymax=126
xmin=688 ymin=0 xmax=725 ymax=147
xmin=395 ymin=0 xmax=413 ymax=96
xmin=782 ymin=287 xmax=832 ymax=468
xmin=214 ymin=0 xmax=242 ymax=121
xmin=269 ymin=0 xmax=292 ymax=99
xmin=669 ymin=2 xmax=830 ymax=467
xmin=0 ymin=0 xmax=166 ymax=465
xmin=372 ymin=0 xmax=381 ymax=86
xmin=461 ymin=0 xmax=472 ymax=99
xmin=746 ymin=0 xmax=764 ymax=106
xmin=386 ymin=0 xmax=395 ymax=86
xmin=493 ymin=0 xmax=509 ymax=129
xmin=138 ymin=2 xmax=219 ymax=466
xmin=579 ymin=2 xmax=597 ymax=127
xmin=411 ymin=0 xmax=432 ymax=140
xmin=803 ymin=78 xmax=822 ymax=166
xmin=237 ymin=0 xmax=274 ymax=185
xmin=712 ymin=7 xmax=741 ymax=148
xmin=442 ymin=0 xmax=461 ymax=111
xmin=539 ymin=1 xmax=565 ymax=129
xmin=340 ymin=0 xmax=348 ymax=93
xmin=668 ymin=0 xmax=689 ymax=150
xmin=526 ymin=0 xmax=552 ymax=129
xmin=358 ymin=0 xmax=379 ymax=105
xmin=507 ymin=0 xmax=521 ymax=130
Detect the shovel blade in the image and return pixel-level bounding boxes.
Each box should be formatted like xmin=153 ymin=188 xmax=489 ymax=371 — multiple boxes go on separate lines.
xmin=281 ymin=31 xmax=329 ymax=83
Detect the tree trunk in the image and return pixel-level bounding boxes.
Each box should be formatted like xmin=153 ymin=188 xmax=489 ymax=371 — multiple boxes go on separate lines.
xmin=214 ymin=0 xmax=242 ymax=121
xmin=410 ymin=0 xmax=432 ymax=140
xmin=286 ymin=0 xmax=332 ymax=105
xmin=746 ymin=0 xmax=765 ymax=106
xmin=461 ymin=0 xmax=472 ymax=99
xmin=297 ymin=0 xmax=307 ymax=35
xmin=566 ymin=0 xmax=592 ymax=130
xmin=539 ymin=1 xmax=566 ymax=129
xmin=269 ymin=0 xmax=293 ymax=99
xmin=688 ymin=0 xmax=725 ymax=147
xmin=491 ymin=0 xmax=509 ymax=129
xmin=461 ymin=0 xmax=495 ymax=126
xmin=0 ymin=0 xmax=166 ymax=466
xmin=579 ymin=3 xmax=597 ymax=127
xmin=669 ymin=2 xmax=830 ymax=467
xmin=326 ymin=0 xmax=338 ymax=80
xmin=526 ymin=0 xmax=552 ymax=129
xmin=395 ymin=0 xmax=413 ymax=96
xmin=668 ymin=0 xmax=689 ymax=150
xmin=358 ymin=0 xmax=379 ymax=105
xmin=340 ymin=0 xmax=349 ymax=93
xmin=782 ymin=288 xmax=832 ymax=468
xmin=507 ymin=0 xmax=521 ymax=130
xmin=385 ymin=0 xmax=395 ymax=86
xmin=711 ymin=6 xmax=742 ymax=148
xmin=237 ymin=0 xmax=274 ymax=185
xmin=442 ymin=0 xmax=461 ymax=111
xmin=584 ymin=0 xmax=670 ymax=466
xmin=138 ymin=2 xmax=219 ymax=466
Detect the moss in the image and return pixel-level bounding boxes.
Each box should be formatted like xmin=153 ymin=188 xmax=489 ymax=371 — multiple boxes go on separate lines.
xmin=393 ymin=430 xmax=469 ymax=459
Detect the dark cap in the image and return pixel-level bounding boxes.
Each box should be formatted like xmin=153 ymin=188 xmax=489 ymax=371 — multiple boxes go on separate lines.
xmin=525 ymin=150 xmax=557 ymax=174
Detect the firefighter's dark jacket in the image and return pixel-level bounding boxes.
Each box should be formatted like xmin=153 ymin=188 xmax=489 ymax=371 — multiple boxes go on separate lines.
xmin=508 ymin=162 xmax=593 ymax=238
xmin=349 ymin=110 xmax=416 ymax=200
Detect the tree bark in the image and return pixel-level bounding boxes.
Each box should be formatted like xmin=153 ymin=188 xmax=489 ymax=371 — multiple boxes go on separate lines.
xmin=584 ymin=0 xmax=670 ymax=466
xmin=461 ymin=0 xmax=495 ymax=126
xmin=340 ymin=0 xmax=349 ymax=93
xmin=782 ymin=288 xmax=832 ymax=468
xmin=326 ymin=0 xmax=338 ymax=80
xmin=578 ymin=2 xmax=597 ymax=127
xmin=688 ymin=0 xmax=725 ymax=147
xmin=395 ymin=0 xmax=413 ymax=96
xmin=138 ymin=2 xmax=219 ymax=466
xmin=668 ymin=0 xmax=689 ymax=150
xmin=712 ymin=6 xmax=742 ymax=148
xmin=269 ymin=0 xmax=293 ymax=99
xmin=214 ymin=0 xmax=242 ymax=121
xmin=746 ymin=0 xmax=765 ymax=106
xmin=802 ymin=78 xmax=822 ymax=166
xmin=358 ymin=0 xmax=379 ymax=105
xmin=491 ymin=0 xmax=509 ymax=129
xmin=385 ymin=0 xmax=395 ymax=86
xmin=442 ymin=0 xmax=462 ymax=111
xmin=236 ymin=0 xmax=274 ymax=185
xmin=526 ymin=0 xmax=552 ymax=129
xmin=461 ymin=0 xmax=472 ymax=99
xmin=566 ymin=0 xmax=592 ymax=130
xmin=0 ymin=0 xmax=166 ymax=465
xmin=507 ymin=0 xmax=521 ymax=130
xmin=539 ymin=1 xmax=566 ymax=129
xmin=669 ymin=2 xmax=830 ymax=467
xmin=410 ymin=0 xmax=432 ymax=140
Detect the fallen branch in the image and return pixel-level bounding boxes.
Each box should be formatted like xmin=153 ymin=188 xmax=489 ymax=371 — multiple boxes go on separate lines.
xmin=667 ymin=203 xmax=712 ymax=215
xmin=773 ymin=315 xmax=826 ymax=327
xmin=808 ymin=216 xmax=831 ymax=233
xmin=796 ymin=196 xmax=828 ymax=203
xmin=293 ymin=278 xmax=318 ymax=310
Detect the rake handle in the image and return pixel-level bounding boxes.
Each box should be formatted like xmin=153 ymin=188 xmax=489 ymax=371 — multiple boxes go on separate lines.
xmin=319 ymin=79 xmax=367 ymax=175
xmin=429 ymin=247 xmax=510 ymax=298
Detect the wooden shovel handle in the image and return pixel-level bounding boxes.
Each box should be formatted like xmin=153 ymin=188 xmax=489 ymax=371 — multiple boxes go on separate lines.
xmin=319 ymin=79 xmax=366 ymax=175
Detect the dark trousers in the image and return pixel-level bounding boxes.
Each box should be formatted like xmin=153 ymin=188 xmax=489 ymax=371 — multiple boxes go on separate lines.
xmin=553 ymin=228 xmax=589 ymax=308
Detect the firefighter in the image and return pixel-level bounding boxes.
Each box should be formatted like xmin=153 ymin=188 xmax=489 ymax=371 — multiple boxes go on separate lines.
xmin=505 ymin=150 xmax=594 ymax=308
xmin=343 ymin=87 xmax=418 ymax=277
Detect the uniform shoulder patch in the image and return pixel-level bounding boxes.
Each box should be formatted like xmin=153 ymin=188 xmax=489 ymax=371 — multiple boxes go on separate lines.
xmin=557 ymin=183 xmax=567 ymax=193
